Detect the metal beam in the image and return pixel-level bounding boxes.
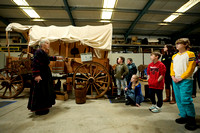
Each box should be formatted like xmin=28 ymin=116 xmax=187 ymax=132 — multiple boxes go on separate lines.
xmin=7 ymin=18 xmax=188 ymax=26
xmin=0 ymin=16 xmax=10 ymax=25
xmin=172 ymin=20 xmax=200 ymax=40
xmin=124 ymin=0 xmax=155 ymax=39
xmin=63 ymin=0 xmax=75 ymax=26
xmin=1 ymin=5 xmax=200 ymax=16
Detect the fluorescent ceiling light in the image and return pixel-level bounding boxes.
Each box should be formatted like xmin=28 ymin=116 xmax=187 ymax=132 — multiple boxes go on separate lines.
xmin=159 ymin=23 xmax=169 ymax=26
xmin=12 ymin=0 xmax=41 ymax=18
xmin=164 ymin=13 xmax=179 ymax=22
xmin=102 ymin=11 xmax=113 ymax=19
xmin=21 ymin=7 xmax=40 ymax=18
xmin=100 ymin=20 xmax=111 ymax=23
xmin=177 ymin=0 xmax=200 ymax=13
xmin=12 ymin=0 xmax=29 ymax=6
xmin=163 ymin=0 xmax=200 ymax=22
xmin=32 ymin=18 xmax=45 ymax=21
xmin=103 ymin=0 xmax=117 ymax=8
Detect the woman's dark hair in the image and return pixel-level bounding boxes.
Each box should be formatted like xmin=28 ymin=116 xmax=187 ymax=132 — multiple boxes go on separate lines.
xmin=164 ymin=44 xmax=175 ymax=56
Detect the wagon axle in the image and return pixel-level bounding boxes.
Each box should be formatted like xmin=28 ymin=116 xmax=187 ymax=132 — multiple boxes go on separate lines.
xmin=1 ymin=80 xmax=11 ymax=87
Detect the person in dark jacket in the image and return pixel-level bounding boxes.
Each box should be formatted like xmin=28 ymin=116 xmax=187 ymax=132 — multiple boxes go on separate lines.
xmin=161 ymin=44 xmax=176 ymax=104
xmin=114 ymin=56 xmax=129 ymax=99
xmin=126 ymin=58 xmax=137 ymax=85
xmin=28 ymin=39 xmax=57 ymax=115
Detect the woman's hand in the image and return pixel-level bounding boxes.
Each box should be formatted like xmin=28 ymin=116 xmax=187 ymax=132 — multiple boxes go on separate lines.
xmin=125 ymin=87 xmax=128 ymax=91
xmin=35 ymin=75 xmax=42 ymax=83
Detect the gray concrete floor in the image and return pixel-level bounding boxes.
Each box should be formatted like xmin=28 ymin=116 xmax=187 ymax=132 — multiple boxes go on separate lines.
xmin=0 ymin=87 xmax=200 ymax=133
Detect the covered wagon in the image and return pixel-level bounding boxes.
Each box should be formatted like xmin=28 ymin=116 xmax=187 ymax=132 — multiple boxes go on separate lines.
xmin=0 ymin=23 xmax=113 ymax=99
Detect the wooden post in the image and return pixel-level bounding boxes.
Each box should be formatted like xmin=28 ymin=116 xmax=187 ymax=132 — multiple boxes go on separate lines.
xmin=6 ymin=31 xmax=10 ymax=57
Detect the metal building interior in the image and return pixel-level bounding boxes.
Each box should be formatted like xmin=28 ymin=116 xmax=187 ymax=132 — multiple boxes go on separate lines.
xmin=0 ymin=0 xmax=200 ymax=133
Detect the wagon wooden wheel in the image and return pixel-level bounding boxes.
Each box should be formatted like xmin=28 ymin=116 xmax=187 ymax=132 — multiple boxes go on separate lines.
xmin=73 ymin=62 xmax=110 ymax=99
xmin=0 ymin=69 xmax=24 ymax=98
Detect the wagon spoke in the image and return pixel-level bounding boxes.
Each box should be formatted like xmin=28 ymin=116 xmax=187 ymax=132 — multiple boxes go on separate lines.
xmin=94 ymin=70 xmax=102 ymax=78
xmin=96 ymin=76 xmax=107 ymax=80
xmin=96 ymin=81 xmax=108 ymax=84
xmin=90 ymin=85 xmax=93 ymax=96
xmin=93 ymin=84 xmax=100 ymax=95
xmin=11 ymin=79 xmax=23 ymax=84
xmin=83 ymin=67 xmax=89 ymax=74
xmin=75 ymin=77 xmax=87 ymax=81
xmin=3 ymin=86 xmax=8 ymax=96
xmin=11 ymin=85 xmax=17 ymax=93
xmin=0 ymin=86 xmax=6 ymax=90
xmin=86 ymin=84 xmax=90 ymax=92
xmin=9 ymin=86 xmax=12 ymax=96
xmin=94 ymin=82 xmax=102 ymax=88
xmin=80 ymin=73 xmax=89 ymax=79
xmin=92 ymin=65 xmax=97 ymax=77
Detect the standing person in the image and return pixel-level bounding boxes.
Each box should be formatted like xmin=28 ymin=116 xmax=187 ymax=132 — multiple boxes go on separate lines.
xmin=28 ymin=39 xmax=57 ymax=115
xmin=147 ymin=52 xmax=166 ymax=113
xmin=126 ymin=58 xmax=137 ymax=85
xmin=196 ymin=53 xmax=200 ymax=89
xmin=125 ymin=75 xmax=144 ymax=107
xmin=114 ymin=56 xmax=129 ymax=99
xmin=171 ymin=38 xmax=197 ymax=131
xmin=161 ymin=44 xmax=176 ymax=104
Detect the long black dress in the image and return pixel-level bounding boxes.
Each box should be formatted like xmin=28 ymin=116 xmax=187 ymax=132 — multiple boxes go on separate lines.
xmin=28 ymin=49 xmax=56 ymax=112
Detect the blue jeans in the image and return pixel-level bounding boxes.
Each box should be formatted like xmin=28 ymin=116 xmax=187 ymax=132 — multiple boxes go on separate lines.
xmin=116 ymin=78 xmax=126 ymax=96
xmin=172 ymin=79 xmax=195 ymax=118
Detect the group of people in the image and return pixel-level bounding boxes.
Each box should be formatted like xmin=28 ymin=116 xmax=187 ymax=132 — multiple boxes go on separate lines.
xmin=27 ymin=38 xmax=198 ymax=131
xmin=113 ymin=38 xmax=198 ymax=130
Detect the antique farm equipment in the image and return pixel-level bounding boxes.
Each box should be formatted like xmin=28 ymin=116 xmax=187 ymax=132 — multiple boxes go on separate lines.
xmin=0 ymin=49 xmax=32 ymax=98
xmin=1 ymin=23 xmax=112 ymax=99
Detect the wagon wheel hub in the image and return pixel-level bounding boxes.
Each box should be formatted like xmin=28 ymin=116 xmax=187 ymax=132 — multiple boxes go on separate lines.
xmin=1 ymin=80 xmax=11 ymax=87
xmin=88 ymin=77 xmax=95 ymax=84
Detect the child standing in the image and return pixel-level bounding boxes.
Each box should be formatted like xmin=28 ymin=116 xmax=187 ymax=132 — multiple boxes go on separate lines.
xmin=147 ymin=52 xmax=166 ymax=113
xmin=114 ymin=56 xmax=129 ymax=99
xmin=170 ymin=38 xmax=197 ymax=131
xmin=125 ymin=75 xmax=144 ymax=107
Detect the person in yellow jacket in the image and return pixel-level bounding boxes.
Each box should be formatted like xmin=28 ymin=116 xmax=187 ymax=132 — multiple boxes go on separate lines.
xmin=170 ymin=38 xmax=197 ymax=131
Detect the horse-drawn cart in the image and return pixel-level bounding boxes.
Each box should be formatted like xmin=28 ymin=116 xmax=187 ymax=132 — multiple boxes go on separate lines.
xmin=0 ymin=23 xmax=113 ymax=99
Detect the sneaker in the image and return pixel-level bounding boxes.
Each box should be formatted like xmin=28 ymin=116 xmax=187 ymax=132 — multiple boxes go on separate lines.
xmin=151 ymin=107 xmax=161 ymax=113
xmin=175 ymin=117 xmax=187 ymax=124
xmin=115 ymin=96 xmax=120 ymax=100
xmin=149 ymin=105 xmax=156 ymax=111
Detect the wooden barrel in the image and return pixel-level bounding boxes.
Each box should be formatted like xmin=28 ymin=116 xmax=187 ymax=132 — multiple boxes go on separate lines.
xmin=75 ymin=86 xmax=86 ymax=104
xmin=51 ymin=60 xmax=64 ymax=73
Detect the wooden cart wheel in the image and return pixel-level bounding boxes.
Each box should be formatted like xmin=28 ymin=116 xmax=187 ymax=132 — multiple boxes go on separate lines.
xmin=0 ymin=69 xmax=24 ymax=99
xmin=73 ymin=62 xmax=110 ymax=99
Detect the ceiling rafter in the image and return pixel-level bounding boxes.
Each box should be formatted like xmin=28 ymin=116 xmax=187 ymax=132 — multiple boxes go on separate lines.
xmin=63 ymin=0 xmax=75 ymax=26
xmin=6 ymin=18 xmax=188 ymax=26
xmin=124 ymin=0 xmax=155 ymax=39
xmin=1 ymin=5 xmax=200 ymax=16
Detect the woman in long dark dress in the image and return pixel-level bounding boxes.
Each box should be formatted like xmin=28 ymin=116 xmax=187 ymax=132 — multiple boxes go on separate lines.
xmin=28 ymin=39 xmax=57 ymax=115
xmin=161 ymin=44 xmax=176 ymax=104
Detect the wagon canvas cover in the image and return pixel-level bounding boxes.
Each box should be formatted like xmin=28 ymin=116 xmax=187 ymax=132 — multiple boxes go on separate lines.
xmin=6 ymin=23 xmax=112 ymax=51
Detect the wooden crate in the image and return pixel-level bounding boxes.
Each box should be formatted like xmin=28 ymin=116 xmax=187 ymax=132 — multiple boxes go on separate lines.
xmin=56 ymin=91 xmax=68 ymax=101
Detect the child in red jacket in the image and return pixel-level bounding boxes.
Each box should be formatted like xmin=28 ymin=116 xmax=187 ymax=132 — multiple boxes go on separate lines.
xmin=147 ymin=52 xmax=166 ymax=113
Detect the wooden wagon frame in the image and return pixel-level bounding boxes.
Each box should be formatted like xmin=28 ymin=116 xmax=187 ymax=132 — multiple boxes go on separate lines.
xmin=0 ymin=23 xmax=113 ymax=99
